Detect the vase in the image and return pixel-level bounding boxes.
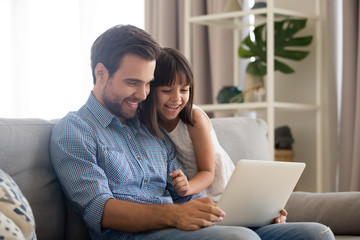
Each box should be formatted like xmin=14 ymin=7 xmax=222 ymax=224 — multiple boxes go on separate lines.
xmin=243 ymin=73 xmax=266 ymax=102
xmin=223 ymin=0 xmax=242 ymax=12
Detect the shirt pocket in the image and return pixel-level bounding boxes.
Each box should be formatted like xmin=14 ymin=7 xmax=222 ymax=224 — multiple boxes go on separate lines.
xmin=99 ymin=146 xmax=134 ymax=183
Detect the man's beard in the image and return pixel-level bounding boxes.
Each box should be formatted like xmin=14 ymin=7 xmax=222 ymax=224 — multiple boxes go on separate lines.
xmin=102 ymin=81 xmax=138 ymax=121
xmin=102 ymin=93 xmax=138 ymax=121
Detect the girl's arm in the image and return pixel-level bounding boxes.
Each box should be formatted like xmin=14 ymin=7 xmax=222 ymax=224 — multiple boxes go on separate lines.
xmin=171 ymin=107 xmax=215 ymax=196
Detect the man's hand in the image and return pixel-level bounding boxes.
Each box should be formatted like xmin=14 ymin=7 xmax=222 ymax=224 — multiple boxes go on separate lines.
xmin=273 ymin=209 xmax=287 ymax=224
xmin=171 ymin=197 xmax=225 ymax=230
xmin=170 ymin=169 xmax=190 ymax=196
xmin=102 ymin=197 xmax=225 ymax=233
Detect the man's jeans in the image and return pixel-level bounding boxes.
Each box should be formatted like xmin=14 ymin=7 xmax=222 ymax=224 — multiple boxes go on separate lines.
xmin=134 ymin=222 xmax=334 ymax=240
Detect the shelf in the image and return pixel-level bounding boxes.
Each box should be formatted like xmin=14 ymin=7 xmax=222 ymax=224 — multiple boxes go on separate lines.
xmin=188 ymin=8 xmax=320 ymax=29
xmin=199 ymin=102 xmax=319 ymax=112
xmin=185 ymin=0 xmax=323 ymax=192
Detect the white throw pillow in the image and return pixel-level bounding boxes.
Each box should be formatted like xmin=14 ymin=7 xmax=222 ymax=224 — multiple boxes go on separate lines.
xmin=0 ymin=169 xmax=36 ymax=240
xmin=0 ymin=211 xmax=26 ymax=240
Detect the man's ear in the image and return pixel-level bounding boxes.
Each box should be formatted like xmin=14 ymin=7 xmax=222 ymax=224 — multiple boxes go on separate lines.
xmin=94 ymin=63 xmax=108 ymax=83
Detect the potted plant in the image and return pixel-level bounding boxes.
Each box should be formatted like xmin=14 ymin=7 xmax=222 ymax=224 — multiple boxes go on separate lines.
xmin=238 ymin=18 xmax=313 ymax=75
xmin=238 ymin=18 xmax=313 ymax=101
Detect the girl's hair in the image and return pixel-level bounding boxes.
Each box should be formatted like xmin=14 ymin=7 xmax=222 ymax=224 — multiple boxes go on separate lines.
xmin=139 ymin=47 xmax=195 ymax=139
xmin=91 ymin=24 xmax=161 ymax=84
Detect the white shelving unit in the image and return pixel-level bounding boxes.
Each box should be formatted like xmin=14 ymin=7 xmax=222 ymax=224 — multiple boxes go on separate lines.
xmin=184 ymin=0 xmax=323 ymax=192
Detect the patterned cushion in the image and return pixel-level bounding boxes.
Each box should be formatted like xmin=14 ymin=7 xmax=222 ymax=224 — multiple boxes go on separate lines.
xmin=0 ymin=169 xmax=36 ymax=240
xmin=0 ymin=211 xmax=26 ymax=240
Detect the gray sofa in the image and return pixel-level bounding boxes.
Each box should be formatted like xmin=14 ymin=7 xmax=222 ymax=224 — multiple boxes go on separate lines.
xmin=0 ymin=117 xmax=359 ymax=240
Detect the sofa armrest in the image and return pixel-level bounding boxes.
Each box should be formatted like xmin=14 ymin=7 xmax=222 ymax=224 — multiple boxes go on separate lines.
xmin=285 ymin=191 xmax=360 ymax=235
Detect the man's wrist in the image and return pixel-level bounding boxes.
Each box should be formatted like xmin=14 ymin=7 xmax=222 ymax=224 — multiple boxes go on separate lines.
xmin=158 ymin=203 xmax=178 ymax=228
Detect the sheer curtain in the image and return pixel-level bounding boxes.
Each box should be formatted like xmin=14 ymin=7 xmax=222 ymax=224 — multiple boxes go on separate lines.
xmin=338 ymin=0 xmax=360 ymax=191
xmin=0 ymin=0 xmax=144 ymax=120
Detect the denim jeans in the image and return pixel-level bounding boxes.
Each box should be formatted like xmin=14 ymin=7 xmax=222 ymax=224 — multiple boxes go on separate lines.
xmin=133 ymin=222 xmax=335 ymax=240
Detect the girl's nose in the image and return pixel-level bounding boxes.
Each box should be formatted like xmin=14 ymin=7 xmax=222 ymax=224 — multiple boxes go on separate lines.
xmin=170 ymin=91 xmax=181 ymax=101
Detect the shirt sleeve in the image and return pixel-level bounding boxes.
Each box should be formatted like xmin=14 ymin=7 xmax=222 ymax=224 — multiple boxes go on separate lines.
xmin=162 ymin=133 xmax=202 ymax=203
xmin=50 ymin=114 xmax=113 ymax=235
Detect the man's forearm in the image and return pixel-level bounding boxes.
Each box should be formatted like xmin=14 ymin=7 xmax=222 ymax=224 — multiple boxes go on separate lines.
xmin=101 ymin=198 xmax=176 ymax=232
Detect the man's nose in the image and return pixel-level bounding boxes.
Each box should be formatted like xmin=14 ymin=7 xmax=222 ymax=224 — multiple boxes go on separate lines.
xmin=134 ymin=85 xmax=148 ymax=101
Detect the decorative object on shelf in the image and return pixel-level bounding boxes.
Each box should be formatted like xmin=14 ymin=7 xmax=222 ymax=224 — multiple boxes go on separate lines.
xmin=238 ymin=18 xmax=313 ymax=76
xmin=253 ymin=2 xmax=267 ymax=9
xmin=243 ymin=73 xmax=266 ymax=102
xmin=238 ymin=18 xmax=313 ymax=102
xmin=274 ymin=125 xmax=295 ymax=162
xmin=216 ymin=86 xmax=243 ymax=103
xmin=217 ymin=83 xmax=267 ymax=104
xmin=224 ymin=0 xmax=242 ymax=12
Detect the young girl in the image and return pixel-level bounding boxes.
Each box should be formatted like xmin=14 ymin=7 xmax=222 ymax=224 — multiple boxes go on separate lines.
xmin=140 ymin=47 xmax=234 ymax=202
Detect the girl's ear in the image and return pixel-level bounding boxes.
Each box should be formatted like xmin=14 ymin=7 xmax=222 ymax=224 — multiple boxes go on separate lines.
xmin=94 ymin=63 xmax=108 ymax=84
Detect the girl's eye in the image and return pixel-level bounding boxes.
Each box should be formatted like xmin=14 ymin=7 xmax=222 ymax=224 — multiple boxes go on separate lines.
xmin=181 ymin=88 xmax=189 ymax=92
xmin=161 ymin=89 xmax=171 ymax=93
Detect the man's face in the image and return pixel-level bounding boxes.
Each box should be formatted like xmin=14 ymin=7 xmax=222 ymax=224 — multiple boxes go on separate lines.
xmin=94 ymin=54 xmax=156 ymax=124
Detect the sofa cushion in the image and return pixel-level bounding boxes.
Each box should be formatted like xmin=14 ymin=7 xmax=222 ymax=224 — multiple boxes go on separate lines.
xmin=0 ymin=169 xmax=35 ymax=239
xmin=286 ymin=191 xmax=360 ymax=235
xmin=0 ymin=211 xmax=26 ymax=240
xmin=211 ymin=117 xmax=269 ymax=164
xmin=0 ymin=118 xmax=66 ymax=239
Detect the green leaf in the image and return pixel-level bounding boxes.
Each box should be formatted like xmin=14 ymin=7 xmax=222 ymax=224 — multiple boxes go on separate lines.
xmin=238 ymin=46 xmax=253 ymax=58
xmin=274 ymin=60 xmax=295 ymax=74
xmin=243 ymin=36 xmax=260 ymax=56
xmin=238 ymin=18 xmax=312 ymax=75
xmin=283 ymin=36 xmax=313 ymax=47
xmin=275 ymin=49 xmax=309 ymax=61
xmin=278 ymin=19 xmax=307 ymax=38
xmin=253 ymin=23 xmax=266 ymax=48
xmin=246 ymin=60 xmax=267 ymax=76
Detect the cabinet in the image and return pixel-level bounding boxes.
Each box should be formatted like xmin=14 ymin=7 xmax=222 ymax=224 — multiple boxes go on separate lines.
xmin=184 ymin=0 xmax=323 ymax=192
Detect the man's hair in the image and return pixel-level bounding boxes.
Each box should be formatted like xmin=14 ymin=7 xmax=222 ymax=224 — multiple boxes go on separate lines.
xmin=91 ymin=24 xmax=161 ymax=84
xmin=140 ymin=47 xmax=195 ymax=139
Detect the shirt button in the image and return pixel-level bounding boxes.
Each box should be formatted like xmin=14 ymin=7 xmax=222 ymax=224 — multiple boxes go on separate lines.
xmin=127 ymin=133 xmax=132 ymax=139
xmin=137 ymin=156 xmax=142 ymax=160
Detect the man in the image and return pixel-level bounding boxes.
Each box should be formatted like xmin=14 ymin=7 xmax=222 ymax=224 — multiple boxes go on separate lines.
xmin=50 ymin=25 xmax=334 ymax=240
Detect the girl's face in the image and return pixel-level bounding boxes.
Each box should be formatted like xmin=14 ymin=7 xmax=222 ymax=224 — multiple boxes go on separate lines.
xmin=155 ymin=75 xmax=190 ymax=125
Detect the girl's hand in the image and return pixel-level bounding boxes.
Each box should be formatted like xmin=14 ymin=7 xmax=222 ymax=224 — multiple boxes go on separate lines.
xmin=170 ymin=169 xmax=190 ymax=196
xmin=273 ymin=209 xmax=287 ymax=224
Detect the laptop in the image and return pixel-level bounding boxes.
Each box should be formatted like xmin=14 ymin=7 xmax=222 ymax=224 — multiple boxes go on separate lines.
xmin=216 ymin=159 xmax=305 ymax=227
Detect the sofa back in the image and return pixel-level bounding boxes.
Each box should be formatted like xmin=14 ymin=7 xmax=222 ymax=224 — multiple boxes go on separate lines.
xmin=0 ymin=116 xmax=269 ymax=239
xmin=211 ymin=116 xmax=269 ymax=163
xmin=0 ymin=118 xmax=90 ymax=240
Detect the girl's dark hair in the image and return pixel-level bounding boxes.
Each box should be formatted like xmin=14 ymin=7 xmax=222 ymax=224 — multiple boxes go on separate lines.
xmin=91 ymin=24 xmax=161 ymax=84
xmin=140 ymin=47 xmax=195 ymax=139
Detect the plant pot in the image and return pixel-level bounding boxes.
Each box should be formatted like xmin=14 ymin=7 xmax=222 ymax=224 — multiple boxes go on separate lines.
xmin=243 ymin=73 xmax=266 ymax=102
xmin=274 ymin=149 xmax=295 ymax=162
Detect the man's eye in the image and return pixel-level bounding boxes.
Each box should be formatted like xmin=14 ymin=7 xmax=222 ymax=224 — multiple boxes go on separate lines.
xmin=181 ymin=88 xmax=189 ymax=92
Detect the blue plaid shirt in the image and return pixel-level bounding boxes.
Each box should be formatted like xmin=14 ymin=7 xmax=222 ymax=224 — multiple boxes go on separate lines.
xmin=50 ymin=93 xmax=199 ymax=239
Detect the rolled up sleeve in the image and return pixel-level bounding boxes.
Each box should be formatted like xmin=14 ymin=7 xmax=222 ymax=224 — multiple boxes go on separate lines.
xmin=50 ymin=114 xmax=113 ymax=234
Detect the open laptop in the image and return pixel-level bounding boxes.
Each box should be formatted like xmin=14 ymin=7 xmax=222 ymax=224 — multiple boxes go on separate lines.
xmin=216 ymin=159 xmax=305 ymax=227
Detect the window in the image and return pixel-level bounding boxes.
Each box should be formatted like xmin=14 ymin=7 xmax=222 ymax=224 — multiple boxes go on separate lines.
xmin=0 ymin=0 xmax=144 ymax=119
